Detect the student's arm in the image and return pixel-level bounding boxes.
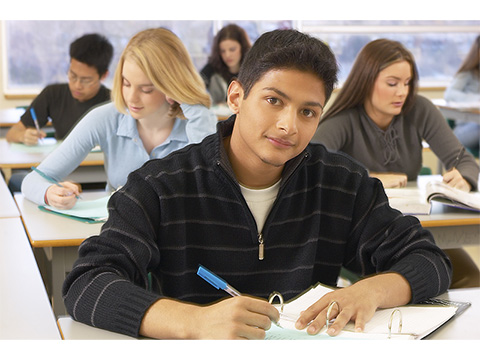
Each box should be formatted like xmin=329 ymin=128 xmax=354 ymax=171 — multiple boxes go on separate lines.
xmin=296 ymin=172 xmax=451 ymax=337
xmin=181 ymin=103 xmax=218 ymax=143
xmin=21 ymin=107 xmax=104 ymax=207
xmin=5 ymin=121 xmax=46 ymax=145
xmin=140 ymin=296 xmax=279 ymax=339
xmin=418 ymin=96 xmax=479 ymax=190
xmin=295 ymin=273 xmax=411 ymax=335
xmin=444 ymin=72 xmax=480 ymax=103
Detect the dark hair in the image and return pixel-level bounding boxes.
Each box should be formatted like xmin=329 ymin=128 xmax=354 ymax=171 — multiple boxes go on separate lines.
xmin=208 ymin=24 xmax=252 ymax=82
xmin=69 ymin=33 xmax=114 ymax=77
xmin=457 ymin=35 xmax=480 ymax=76
xmin=237 ymin=29 xmax=338 ymax=104
xmin=323 ymin=38 xmax=419 ymax=120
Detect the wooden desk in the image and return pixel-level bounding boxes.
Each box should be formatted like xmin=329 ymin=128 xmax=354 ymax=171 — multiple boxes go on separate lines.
xmin=432 ymin=98 xmax=480 ymax=124
xmin=0 ymin=217 xmax=61 ymax=339
xmin=0 ymin=138 xmax=106 ymax=183
xmin=0 ymin=174 xmax=20 ymax=218
xmin=14 ymin=192 xmax=106 ymax=316
xmin=56 ymin=288 xmax=480 ymax=340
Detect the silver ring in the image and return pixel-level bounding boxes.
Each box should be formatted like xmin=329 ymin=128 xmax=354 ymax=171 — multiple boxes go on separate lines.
xmin=326 ymin=301 xmax=340 ymax=329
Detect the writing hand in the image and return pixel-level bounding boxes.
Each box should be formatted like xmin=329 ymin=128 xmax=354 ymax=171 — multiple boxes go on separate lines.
xmin=443 ymin=168 xmax=471 ymax=191
xmin=23 ymin=127 xmax=47 ymax=146
xmin=194 ymin=296 xmax=280 ymax=339
xmin=45 ymin=181 xmax=82 ymax=209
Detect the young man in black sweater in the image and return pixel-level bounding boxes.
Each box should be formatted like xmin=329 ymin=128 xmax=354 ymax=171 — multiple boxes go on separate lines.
xmin=63 ymin=29 xmax=452 ymax=339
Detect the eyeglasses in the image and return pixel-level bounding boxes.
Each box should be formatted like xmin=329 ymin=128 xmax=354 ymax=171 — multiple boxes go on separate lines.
xmin=67 ymin=70 xmax=98 ymax=86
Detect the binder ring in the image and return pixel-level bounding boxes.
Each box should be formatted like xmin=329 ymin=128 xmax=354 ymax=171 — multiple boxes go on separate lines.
xmin=388 ymin=308 xmax=403 ymax=339
xmin=268 ymin=291 xmax=285 ymax=312
xmin=326 ymin=301 xmax=340 ymax=330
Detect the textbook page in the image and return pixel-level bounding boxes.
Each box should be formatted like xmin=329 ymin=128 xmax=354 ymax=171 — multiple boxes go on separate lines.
xmin=426 ymin=180 xmax=480 ymax=211
xmin=385 ymin=188 xmax=431 ymax=214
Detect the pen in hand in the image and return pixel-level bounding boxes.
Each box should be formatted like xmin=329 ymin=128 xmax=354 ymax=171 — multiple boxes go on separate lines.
xmin=452 ymin=147 xmax=465 ymax=170
xmin=196 ymin=265 xmax=297 ymax=323
xmin=30 ymin=108 xmax=43 ymax=143
xmin=31 ymin=166 xmax=81 ymax=199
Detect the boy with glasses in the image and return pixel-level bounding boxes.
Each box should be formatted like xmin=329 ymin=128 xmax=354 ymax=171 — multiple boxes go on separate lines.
xmin=6 ymin=33 xmax=113 ymax=145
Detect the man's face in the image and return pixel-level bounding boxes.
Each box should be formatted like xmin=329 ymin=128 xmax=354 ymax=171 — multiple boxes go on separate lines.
xmin=67 ymin=58 xmax=104 ymax=102
xmin=228 ymin=69 xmax=326 ymax=177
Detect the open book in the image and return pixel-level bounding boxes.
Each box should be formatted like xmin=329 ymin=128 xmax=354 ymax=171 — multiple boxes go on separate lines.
xmin=38 ymin=195 xmax=110 ymax=223
xmin=266 ymin=283 xmax=469 ymax=340
xmin=385 ymin=180 xmax=480 ymax=215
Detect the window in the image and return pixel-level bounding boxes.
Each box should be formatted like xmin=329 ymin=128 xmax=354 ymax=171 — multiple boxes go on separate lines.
xmin=2 ymin=20 xmax=290 ymax=95
xmin=301 ymin=20 xmax=479 ymax=85
xmin=3 ymin=20 xmax=479 ymax=96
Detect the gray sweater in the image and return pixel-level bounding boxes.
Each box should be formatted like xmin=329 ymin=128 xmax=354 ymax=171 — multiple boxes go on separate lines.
xmin=313 ymin=95 xmax=479 ymax=189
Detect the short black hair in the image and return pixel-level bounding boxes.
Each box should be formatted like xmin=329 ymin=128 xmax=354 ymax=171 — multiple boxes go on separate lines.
xmin=237 ymin=29 xmax=338 ymax=103
xmin=69 ymin=33 xmax=114 ymax=77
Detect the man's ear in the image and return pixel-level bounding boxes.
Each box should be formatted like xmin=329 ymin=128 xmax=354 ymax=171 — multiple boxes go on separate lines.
xmin=100 ymin=70 xmax=109 ymax=82
xmin=227 ymin=80 xmax=243 ymax=114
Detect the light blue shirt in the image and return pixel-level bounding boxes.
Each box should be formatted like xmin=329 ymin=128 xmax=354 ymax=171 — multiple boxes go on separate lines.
xmin=22 ymin=102 xmax=218 ymax=205
xmin=444 ymin=71 xmax=480 ymax=103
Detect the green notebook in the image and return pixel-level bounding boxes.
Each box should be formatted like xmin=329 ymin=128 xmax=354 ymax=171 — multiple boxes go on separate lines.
xmin=38 ymin=195 xmax=110 ymax=223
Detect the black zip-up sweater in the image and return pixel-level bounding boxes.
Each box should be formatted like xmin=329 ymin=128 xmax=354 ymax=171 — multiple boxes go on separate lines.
xmin=63 ymin=117 xmax=452 ymax=338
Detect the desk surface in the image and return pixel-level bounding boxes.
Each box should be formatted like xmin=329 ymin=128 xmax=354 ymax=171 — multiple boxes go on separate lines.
xmin=0 ymin=107 xmax=25 ymax=127
xmin=432 ymin=98 xmax=480 ymax=123
xmin=0 ymin=174 xmax=20 ymax=218
xmin=0 ymin=138 xmax=104 ymax=170
xmin=14 ymin=192 xmax=106 ymax=247
xmin=56 ymin=288 xmax=480 ymax=340
xmin=0 ymin=217 xmax=61 ymax=339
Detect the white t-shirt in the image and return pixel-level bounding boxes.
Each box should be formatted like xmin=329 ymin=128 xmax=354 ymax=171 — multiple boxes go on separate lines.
xmin=239 ymin=180 xmax=281 ymax=233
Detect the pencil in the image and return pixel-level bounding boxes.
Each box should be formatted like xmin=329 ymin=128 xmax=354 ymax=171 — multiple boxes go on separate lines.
xmin=30 ymin=108 xmax=43 ymax=143
xmin=452 ymin=147 xmax=465 ymax=169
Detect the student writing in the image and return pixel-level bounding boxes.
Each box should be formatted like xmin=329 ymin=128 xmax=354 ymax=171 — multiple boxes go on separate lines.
xmin=312 ymin=38 xmax=479 ymax=288
xmin=63 ymin=29 xmax=451 ymax=339
xmin=313 ymin=38 xmax=479 ymax=191
xmin=444 ymin=35 xmax=480 ymax=155
xmin=200 ymin=24 xmax=251 ymax=104
xmin=6 ymin=33 xmax=113 ymax=145
xmin=21 ymin=28 xmax=217 ymax=210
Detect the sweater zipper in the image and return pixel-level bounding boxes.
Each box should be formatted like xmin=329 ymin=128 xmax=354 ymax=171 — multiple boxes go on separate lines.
xmin=258 ymin=233 xmax=264 ymax=260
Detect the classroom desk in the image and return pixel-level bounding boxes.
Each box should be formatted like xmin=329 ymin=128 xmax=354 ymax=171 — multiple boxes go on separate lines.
xmin=432 ymin=98 xmax=480 ymax=124
xmin=417 ymin=202 xmax=480 ymax=249
xmin=56 ymin=288 xmax=479 ymax=340
xmin=0 ymin=107 xmax=26 ymax=130
xmin=0 ymin=173 xmax=20 ymax=218
xmin=0 ymin=137 xmax=106 ymax=184
xmin=396 ymin=175 xmax=480 ymax=249
xmin=14 ymin=192 xmax=106 ymax=316
xmin=0 ymin=217 xmax=61 ymax=339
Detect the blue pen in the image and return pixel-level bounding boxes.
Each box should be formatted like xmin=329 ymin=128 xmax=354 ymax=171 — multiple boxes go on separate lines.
xmin=30 ymin=108 xmax=43 ymax=142
xmin=31 ymin=166 xmax=81 ymax=199
xmin=197 ymin=265 xmax=297 ymax=324
xmin=197 ymin=265 xmax=241 ymax=296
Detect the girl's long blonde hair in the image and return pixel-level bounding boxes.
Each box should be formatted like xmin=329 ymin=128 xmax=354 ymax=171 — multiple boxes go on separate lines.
xmin=112 ymin=28 xmax=211 ymax=119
